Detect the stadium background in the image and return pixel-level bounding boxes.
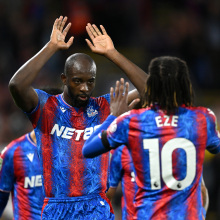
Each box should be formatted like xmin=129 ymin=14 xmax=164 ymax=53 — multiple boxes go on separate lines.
xmin=0 ymin=0 xmax=219 ymax=219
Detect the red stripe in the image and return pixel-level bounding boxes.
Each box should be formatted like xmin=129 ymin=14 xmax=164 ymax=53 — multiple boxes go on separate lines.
xmin=14 ymin=147 xmax=31 ymax=218
xmin=121 ymin=147 xmax=137 ymax=217
xmin=41 ymin=199 xmax=49 ymax=218
xmin=41 ymin=97 xmax=58 ymax=197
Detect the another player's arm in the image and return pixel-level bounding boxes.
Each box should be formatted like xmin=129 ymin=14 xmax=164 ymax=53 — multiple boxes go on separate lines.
xmin=201 ymin=177 xmax=209 ymax=213
xmin=85 ymin=24 xmax=148 ymax=102
xmin=83 ymin=78 xmax=132 ymax=158
xmin=0 ymin=148 xmax=15 ymax=217
xmin=106 ymin=149 xmax=123 ymax=202
xmin=8 ymin=16 xmax=74 ymax=113
xmin=106 ymin=187 xmax=117 ymax=202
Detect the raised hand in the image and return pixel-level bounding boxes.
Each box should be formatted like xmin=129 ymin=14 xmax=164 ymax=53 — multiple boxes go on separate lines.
xmin=110 ymin=78 xmax=140 ymax=117
xmin=50 ymin=16 xmax=74 ymax=50
xmin=85 ymin=23 xmax=115 ymax=55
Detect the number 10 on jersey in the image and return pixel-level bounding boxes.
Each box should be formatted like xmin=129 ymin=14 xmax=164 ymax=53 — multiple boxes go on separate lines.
xmin=143 ymin=138 xmax=196 ymax=191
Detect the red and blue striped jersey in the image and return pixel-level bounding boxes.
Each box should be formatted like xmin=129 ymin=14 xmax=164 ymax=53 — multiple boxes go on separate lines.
xmin=0 ymin=133 xmax=43 ymax=220
xmin=26 ymin=89 xmax=111 ymax=198
xmin=109 ymin=145 xmax=138 ymax=220
xmin=107 ymin=106 xmax=220 ymax=219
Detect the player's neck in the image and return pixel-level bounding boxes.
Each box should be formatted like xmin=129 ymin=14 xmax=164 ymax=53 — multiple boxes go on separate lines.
xmin=30 ymin=131 xmax=37 ymax=144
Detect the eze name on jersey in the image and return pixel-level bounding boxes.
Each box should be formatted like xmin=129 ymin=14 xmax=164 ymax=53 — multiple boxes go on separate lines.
xmin=155 ymin=115 xmax=178 ymax=127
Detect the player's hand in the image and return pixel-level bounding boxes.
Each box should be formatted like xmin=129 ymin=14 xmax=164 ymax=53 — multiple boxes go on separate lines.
xmin=85 ymin=23 xmax=115 ymax=55
xmin=50 ymin=16 xmax=74 ymax=50
xmin=110 ymin=78 xmax=140 ymax=117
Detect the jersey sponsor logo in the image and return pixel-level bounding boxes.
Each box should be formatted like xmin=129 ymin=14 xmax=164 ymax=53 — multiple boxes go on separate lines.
xmin=0 ymin=158 xmax=3 ymax=171
xmin=155 ymin=115 xmax=178 ymax=127
xmin=87 ymin=106 xmax=98 ymax=117
xmin=50 ymin=124 xmax=101 ymax=140
xmin=60 ymin=107 xmax=66 ymax=113
xmin=27 ymin=153 xmax=34 ymax=162
xmin=24 ymin=175 xmax=42 ymax=188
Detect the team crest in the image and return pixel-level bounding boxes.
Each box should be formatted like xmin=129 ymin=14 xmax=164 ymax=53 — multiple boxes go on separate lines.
xmin=87 ymin=106 xmax=98 ymax=117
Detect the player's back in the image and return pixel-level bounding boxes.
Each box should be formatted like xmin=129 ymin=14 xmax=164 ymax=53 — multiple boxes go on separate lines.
xmin=109 ymin=105 xmax=220 ymax=219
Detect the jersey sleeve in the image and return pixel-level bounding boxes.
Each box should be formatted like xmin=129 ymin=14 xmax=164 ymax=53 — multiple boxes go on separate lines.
xmin=25 ymin=89 xmax=50 ymax=128
xmin=0 ymin=146 xmax=16 ymax=192
xmin=109 ymin=146 xmax=124 ymax=188
xmin=107 ymin=112 xmax=130 ymax=148
xmin=100 ymin=93 xmax=110 ymax=105
xmin=205 ymin=108 xmax=220 ymax=154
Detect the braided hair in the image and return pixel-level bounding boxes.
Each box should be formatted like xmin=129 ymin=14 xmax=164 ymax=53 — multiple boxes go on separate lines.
xmin=143 ymin=56 xmax=194 ymax=114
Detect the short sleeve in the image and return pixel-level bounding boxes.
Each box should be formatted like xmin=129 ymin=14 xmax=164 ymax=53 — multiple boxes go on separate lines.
xmin=109 ymin=146 xmax=124 ymax=187
xmin=205 ymin=108 xmax=220 ymax=154
xmin=25 ymin=89 xmax=50 ymax=128
xmin=100 ymin=93 xmax=110 ymax=105
xmin=0 ymin=146 xmax=16 ymax=192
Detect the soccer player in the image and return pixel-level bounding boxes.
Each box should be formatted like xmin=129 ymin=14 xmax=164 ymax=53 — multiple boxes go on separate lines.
xmin=0 ymin=130 xmax=44 ymax=219
xmin=107 ymin=145 xmax=209 ymax=220
xmin=107 ymin=145 xmax=138 ymax=220
xmin=83 ymin=57 xmax=220 ymax=219
xmin=8 ymin=16 xmax=147 ymax=219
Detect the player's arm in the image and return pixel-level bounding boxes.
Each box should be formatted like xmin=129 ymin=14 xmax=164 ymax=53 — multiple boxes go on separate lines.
xmin=8 ymin=16 xmax=74 ymax=113
xmin=201 ymin=177 xmax=209 ymax=213
xmin=0 ymin=191 xmax=10 ymax=217
xmin=106 ymin=187 xmax=117 ymax=202
xmin=106 ymin=148 xmax=124 ymax=202
xmin=85 ymin=24 xmax=148 ymax=102
xmin=83 ymin=78 xmax=134 ymax=158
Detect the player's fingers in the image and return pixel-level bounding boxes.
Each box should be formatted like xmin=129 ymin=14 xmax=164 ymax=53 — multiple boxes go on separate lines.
xmin=63 ymin=23 xmax=71 ymax=37
xmin=114 ymin=80 xmax=120 ymax=99
xmin=60 ymin=16 xmax=68 ymax=32
xmin=100 ymin=25 xmax=108 ymax=35
xmin=118 ymin=78 xmax=125 ymax=98
xmin=92 ymin=24 xmax=102 ymax=36
xmin=85 ymin=39 xmax=95 ymax=51
xmin=128 ymin=99 xmax=140 ymax=110
xmin=53 ymin=18 xmax=59 ymax=30
xmin=87 ymin=23 xmax=98 ymax=37
xmin=124 ymin=82 xmax=129 ymax=98
xmin=57 ymin=16 xmax=63 ymax=30
xmin=66 ymin=37 xmax=74 ymax=48
xmin=86 ymin=25 xmax=95 ymax=41
xmin=110 ymin=87 xmax=114 ymax=101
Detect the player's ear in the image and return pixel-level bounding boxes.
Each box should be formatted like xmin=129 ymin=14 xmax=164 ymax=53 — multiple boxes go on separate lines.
xmin=61 ymin=73 xmax=67 ymax=85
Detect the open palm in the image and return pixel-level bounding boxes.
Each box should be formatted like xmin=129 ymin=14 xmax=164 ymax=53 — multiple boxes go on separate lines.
xmin=86 ymin=23 xmax=114 ymax=55
xmin=50 ymin=16 xmax=74 ymax=50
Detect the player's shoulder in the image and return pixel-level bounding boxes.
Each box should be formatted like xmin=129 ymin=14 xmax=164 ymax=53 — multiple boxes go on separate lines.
xmin=184 ymin=106 xmax=217 ymax=119
xmin=1 ymin=136 xmax=24 ymax=159
xmin=118 ymin=107 xmax=153 ymax=120
xmin=91 ymin=93 xmax=110 ymax=104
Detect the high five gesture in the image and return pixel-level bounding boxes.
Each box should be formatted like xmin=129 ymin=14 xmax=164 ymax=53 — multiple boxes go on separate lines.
xmin=50 ymin=16 xmax=74 ymax=50
xmin=86 ymin=23 xmax=114 ymax=55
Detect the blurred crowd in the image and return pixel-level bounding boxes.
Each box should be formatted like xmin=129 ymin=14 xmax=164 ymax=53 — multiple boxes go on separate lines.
xmin=0 ymin=0 xmax=220 ymax=219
